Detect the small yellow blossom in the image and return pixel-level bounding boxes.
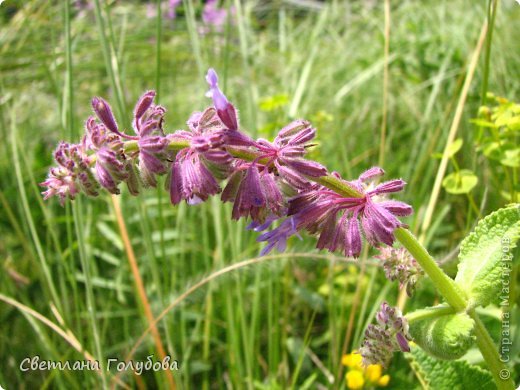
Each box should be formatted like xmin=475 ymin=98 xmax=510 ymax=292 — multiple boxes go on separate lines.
xmin=365 ymin=364 xmax=383 ymax=383
xmin=341 ymin=351 xmax=363 ymax=369
xmin=346 ymin=370 xmax=365 ymax=390
xmin=378 ymin=374 xmax=390 ymax=387
xmin=341 ymin=351 xmax=390 ymax=389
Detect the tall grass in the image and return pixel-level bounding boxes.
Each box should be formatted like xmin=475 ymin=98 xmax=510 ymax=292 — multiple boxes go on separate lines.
xmin=0 ymin=0 xmax=519 ymax=388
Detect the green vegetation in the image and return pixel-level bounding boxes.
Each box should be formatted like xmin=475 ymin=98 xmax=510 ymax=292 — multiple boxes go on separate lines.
xmin=0 ymin=0 xmax=518 ymax=388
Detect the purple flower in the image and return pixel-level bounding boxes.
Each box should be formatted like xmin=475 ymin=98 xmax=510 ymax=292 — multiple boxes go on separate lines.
xmin=288 ymin=168 xmax=413 ymax=257
xmin=205 ymin=68 xmax=239 ymax=131
xmin=131 ymin=91 xmax=170 ymax=187
xmin=359 ymin=302 xmax=412 ymax=367
xmin=201 ymin=0 xmax=235 ymax=33
xmin=167 ymin=0 xmax=182 ymax=20
xmin=40 ymin=142 xmax=98 ymax=204
xmin=168 ymin=108 xmax=233 ymax=204
xmin=254 ymin=120 xmax=327 ymax=189
xmin=83 ymin=116 xmax=130 ymax=194
xmin=221 ymin=160 xmax=285 ymax=222
xmin=375 ymin=246 xmax=423 ymax=296
xmin=255 ymin=216 xmax=302 ymax=255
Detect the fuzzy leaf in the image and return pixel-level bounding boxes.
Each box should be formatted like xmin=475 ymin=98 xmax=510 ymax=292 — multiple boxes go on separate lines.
xmin=407 ymin=346 xmax=495 ymax=390
xmin=455 ymin=204 xmax=520 ymax=307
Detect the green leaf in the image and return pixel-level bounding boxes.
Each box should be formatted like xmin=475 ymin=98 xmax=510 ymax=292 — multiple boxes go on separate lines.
xmin=469 ymin=118 xmax=497 ymax=128
xmin=407 ymin=346 xmax=496 ymax=390
xmin=455 ymin=205 xmax=520 ymax=307
xmin=445 ymin=138 xmax=463 ymax=157
xmin=442 ymin=170 xmax=478 ymax=194
xmin=500 ymin=148 xmax=520 ymax=168
xmin=408 ymin=306 xmax=475 ymax=360
xmin=259 ymin=94 xmax=289 ymax=112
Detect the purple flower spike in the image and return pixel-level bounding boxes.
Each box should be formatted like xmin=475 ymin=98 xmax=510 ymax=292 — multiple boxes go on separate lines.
xmin=375 ymin=246 xmax=423 ymax=296
xmin=205 ymin=68 xmax=238 ymax=131
xmin=359 ymin=301 xmax=412 ymax=367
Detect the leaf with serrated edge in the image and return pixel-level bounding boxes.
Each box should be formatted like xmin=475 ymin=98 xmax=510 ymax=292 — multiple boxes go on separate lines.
xmin=407 ymin=345 xmax=496 ymax=390
xmin=455 ymin=204 xmax=520 ymax=307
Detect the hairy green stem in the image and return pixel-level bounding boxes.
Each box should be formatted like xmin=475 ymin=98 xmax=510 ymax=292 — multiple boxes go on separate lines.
xmin=470 ymin=309 xmax=515 ymax=390
xmin=394 ymin=228 xmax=467 ymax=312
xmin=405 ymin=304 xmax=455 ymax=324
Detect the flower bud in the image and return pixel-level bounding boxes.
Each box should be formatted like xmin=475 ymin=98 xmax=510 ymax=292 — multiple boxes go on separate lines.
xmin=92 ymin=97 xmax=118 ymax=134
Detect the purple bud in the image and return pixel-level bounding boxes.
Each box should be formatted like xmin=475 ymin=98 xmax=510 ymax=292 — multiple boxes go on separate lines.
xmin=276 ymin=120 xmax=311 ymax=140
xmin=169 ymin=162 xmax=183 ymax=205
xmin=92 ymin=97 xmax=118 ymax=134
xmin=134 ymin=90 xmax=156 ymax=121
xmin=396 ymin=332 xmax=410 ymax=352
xmin=287 ymin=127 xmax=316 ymax=146
xmin=372 ymin=179 xmax=407 ymax=194
xmin=379 ymin=200 xmax=413 ymax=216
xmin=345 ymin=216 xmax=362 ymax=257
xmin=221 ymin=170 xmax=244 ymax=202
xmin=231 ymin=164 xmax=266 ymax=221
xmin=96 ymin=163 xmax=118 ymax=193
xmin=286 ymin=159 xmax=327 ymax=177
xmin=217 ymin=103 xmax=238 ymax=131
xmin=359 ymin=167 xmax=385 ymax=182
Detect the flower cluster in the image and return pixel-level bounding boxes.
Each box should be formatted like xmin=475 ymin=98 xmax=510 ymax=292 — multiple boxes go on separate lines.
xmin=41 ymin=67 xmax=412 ymax=261
xmin=359 ymin=302 xmax=412 ymax=367
xmin=255 ymin=168 xmax=412 ymax=258
xmin=41 ymin=142 xmax=96 ymax=204
xmin=375 ymin=246 xmax=423 ymax=296
xmin=341 ymin=351 xmax=390 ymax=390
xmin=201 ymin=0 xmax=235 ymax=34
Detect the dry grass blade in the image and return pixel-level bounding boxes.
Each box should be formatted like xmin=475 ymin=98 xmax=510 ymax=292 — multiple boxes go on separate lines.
xmin=110 ymin=195 xmax=176 ymax=389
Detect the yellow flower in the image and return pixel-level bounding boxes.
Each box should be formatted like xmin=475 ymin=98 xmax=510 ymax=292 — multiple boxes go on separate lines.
xmin=365 ymin=364 xmax=383 ymax=383
xmin=378 ymin=374 xmax=390 ymax=387
xmin=341 ymin=351 xmax=363 ymax=369
xmin=341 ymin=351 xmax=390 ymax=389
xmin=346 ymin=370 xmax=365 ymax=390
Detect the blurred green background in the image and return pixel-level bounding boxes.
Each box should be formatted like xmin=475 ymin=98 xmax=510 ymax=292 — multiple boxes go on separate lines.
xmin=0 ymin=0 xmax=518 ymax=388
